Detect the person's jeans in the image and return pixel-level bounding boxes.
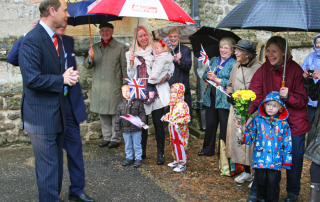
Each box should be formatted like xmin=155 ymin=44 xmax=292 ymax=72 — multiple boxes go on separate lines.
xmin=250 ymin=134 xmax=305 ymax=197
xmin=123 ymin=131 xmax=142 ymax=160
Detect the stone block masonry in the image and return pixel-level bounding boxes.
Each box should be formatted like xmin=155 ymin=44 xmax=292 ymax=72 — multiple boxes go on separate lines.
xmin=0 ymin=0 xmax=317 ymax=146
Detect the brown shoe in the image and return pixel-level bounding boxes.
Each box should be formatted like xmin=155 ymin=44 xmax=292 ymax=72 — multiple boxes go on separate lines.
xmin=108 ymin=141 xmax=120 ymax=148
xmin=99 ymin=140 xmax=110 ymax=147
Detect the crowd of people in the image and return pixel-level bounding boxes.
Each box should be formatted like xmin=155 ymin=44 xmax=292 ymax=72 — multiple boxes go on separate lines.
xmin=5 ymin=0 xmax=320 ymax=201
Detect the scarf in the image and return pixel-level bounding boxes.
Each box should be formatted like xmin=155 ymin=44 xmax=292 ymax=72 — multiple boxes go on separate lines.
xmin=101 ymin=36 xmax=113 ymax=48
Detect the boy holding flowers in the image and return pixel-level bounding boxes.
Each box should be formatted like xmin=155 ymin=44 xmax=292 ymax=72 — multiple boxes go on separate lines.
xmin=238 ymin=91 xmax=292 ymax=201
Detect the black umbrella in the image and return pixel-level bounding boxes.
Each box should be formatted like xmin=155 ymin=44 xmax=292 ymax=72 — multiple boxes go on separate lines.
xmin=188 ymin=26 xmax=241 ymax=59
xmin=216 ymin=0 xmax=320 ymax=86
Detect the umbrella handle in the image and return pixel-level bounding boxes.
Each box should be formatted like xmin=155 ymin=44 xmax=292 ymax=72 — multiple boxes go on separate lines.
xmin=281 ymin=81 xmax=286 ymax=99
xmin=90 ymin=44 xmax=94 ymax=59
xmin=130 ymin=60 xmax=134 ymax=67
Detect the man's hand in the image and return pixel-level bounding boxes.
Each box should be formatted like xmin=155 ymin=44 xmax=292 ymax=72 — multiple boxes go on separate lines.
xmin=174 ymin=52 xmax=182 ymax=64
xmin=150 ymin=76 xmax=155 ymax=80
xmin=63 ymin=67 xmax=79 ymax=86
xmin=141 ymin=122 xmax=145 ymax=126
xmin=28 ymin=19 xmax=40 ymax=33
xmin=88 ymin=48 xmax=94 ymax=59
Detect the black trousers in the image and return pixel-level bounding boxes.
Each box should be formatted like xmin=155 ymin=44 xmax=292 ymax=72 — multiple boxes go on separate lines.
xmin=202 ymin=89 xmax=229 ymax=156
xmin=310 ymin=162 xmax=320 ymax=183
xmin=255 ymin=169 xmax=281 ymax=202
xmin=141 ymin=107 xmax=166 ymax=151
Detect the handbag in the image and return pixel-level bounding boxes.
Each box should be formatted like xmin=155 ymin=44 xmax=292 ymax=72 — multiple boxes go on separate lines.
xmin=219 ymin=139 xmax=244 ymax=176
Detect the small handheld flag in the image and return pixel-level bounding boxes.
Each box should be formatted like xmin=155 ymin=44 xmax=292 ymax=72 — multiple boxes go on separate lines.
xmin=206 ymin=79 xmax=231 ymax=97
xmin=124 ymin=78 xmax=147 ymax=99
xmin=198 ymin=44 xmax=211 ymax=67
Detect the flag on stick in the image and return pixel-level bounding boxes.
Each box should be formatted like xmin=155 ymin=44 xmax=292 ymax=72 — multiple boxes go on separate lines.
xmin=206 ymin=79 xmax=231 ymax=97
xmin=124 ymin=78 xmax=146 ymax=99
xmin=198 ymin=44 xmax=211 ymax=67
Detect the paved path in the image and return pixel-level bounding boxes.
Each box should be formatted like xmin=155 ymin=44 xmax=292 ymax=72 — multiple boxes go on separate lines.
xmin=0 ymin=140 xmax=178 ymax=202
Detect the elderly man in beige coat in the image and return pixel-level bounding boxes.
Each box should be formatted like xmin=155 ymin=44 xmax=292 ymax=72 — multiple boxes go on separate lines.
xmin=85 ymin=23 xmax=128 ymax=148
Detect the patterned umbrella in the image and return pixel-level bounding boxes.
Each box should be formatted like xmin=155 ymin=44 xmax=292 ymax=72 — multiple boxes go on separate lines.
xmin=216 ymin=0 xmax=320 ymax=87
xmin=67 ymin=1 xmax=122 ymax=58
xmin=87 ymin=0 xmax=196 ymax=65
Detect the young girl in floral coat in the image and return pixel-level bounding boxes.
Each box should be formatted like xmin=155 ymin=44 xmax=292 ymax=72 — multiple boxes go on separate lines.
xmin=164 ymin=83 xmax=190 ymax=172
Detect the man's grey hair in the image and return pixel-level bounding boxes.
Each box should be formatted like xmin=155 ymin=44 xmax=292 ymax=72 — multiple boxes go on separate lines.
xmin=39 ymin=0 xmax=61 ymax=17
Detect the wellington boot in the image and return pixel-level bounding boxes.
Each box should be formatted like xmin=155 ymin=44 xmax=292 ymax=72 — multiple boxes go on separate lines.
xmin=157 ymin=144 xmax=165 ymax=165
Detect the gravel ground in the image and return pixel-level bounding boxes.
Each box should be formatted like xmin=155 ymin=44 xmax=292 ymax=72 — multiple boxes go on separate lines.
xmin=0 ymin=133 xmax=312 ymax=202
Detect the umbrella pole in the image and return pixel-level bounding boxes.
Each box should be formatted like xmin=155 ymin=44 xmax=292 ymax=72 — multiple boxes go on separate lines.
xmin=88 ymin=16 xmax=94 ymax=59
xmin=130 ymin=18 xmax=140 ymax=67
xmin=282 ymin=29 xmax=289 ymax=88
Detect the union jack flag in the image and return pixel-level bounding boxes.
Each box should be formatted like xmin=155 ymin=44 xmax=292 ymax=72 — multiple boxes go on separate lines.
xmin=198 ymin=44 xmax=211 ymax=67
xmin=124 ymin=78 xmax=146 ymax=99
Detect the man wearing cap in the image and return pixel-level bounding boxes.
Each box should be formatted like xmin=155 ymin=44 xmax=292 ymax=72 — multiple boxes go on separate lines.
xmin=85 ymin=23 xmax=127 ymax=148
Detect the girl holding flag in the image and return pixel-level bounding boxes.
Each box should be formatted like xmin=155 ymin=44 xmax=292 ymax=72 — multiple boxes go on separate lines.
xmin=164 ymin=83 xmax=191 ymax=172
xmin=198 ymin=37 xmax=236 ymax=157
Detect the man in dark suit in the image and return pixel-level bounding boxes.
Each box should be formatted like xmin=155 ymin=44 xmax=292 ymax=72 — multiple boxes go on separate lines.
xmin=7 ymin=17 xmax=95 ymax=202
xmin=17 ymin=0 xmax=79 ymax=201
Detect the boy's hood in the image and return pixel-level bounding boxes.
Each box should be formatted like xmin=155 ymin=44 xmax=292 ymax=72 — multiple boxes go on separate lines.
xmin=258 ymin=91 xmax=288 ymax=121
xmin=168 ymin=83 xmax=185 ymax=106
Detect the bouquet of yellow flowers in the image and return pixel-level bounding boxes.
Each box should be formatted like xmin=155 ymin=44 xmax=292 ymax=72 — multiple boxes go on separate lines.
xmin=232 ymin=90 xmax=256 ymax=122
xmin=232 ymin=90 xmax=256 ymax=146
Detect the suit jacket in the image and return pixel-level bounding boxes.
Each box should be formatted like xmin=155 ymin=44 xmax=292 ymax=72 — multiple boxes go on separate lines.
xmin=61 ymin=35 xmax=87 ymax=123
xmin=7 ymin=36 xmax=23 ymax=66
xmin=18 ymin=23 xmax=66 ymax=134
xmin=7 ymin=33 xmax=87 ymax=125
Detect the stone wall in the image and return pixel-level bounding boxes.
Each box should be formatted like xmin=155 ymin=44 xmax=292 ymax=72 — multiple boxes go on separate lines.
xmin=0 ymin=0 xmax=318 ymax=146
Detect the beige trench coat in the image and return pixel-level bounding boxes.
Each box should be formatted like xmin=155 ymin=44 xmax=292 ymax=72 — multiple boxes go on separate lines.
xmin=225 ymin=58 xmax=262 ymax=165
xmin=85 ymin=39 xmax=128 ymax=115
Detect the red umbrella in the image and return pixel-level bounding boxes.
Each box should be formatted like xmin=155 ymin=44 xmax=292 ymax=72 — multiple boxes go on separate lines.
xmin=87 ymin=0 xmax=196 ymax=25
xmin=87 ymin=0 xmax=195 ymax=66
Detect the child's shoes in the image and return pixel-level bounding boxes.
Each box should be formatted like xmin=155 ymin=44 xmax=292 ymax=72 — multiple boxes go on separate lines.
xmin=133 ymin=159 xmax=142 ymax=168
xmin=167 ymin=161 xmax=179 ymax=168
xmin=173 ymin=165 xmax=186 ymax=172
xmin=122 ymin=159 xmax=134 ymax=166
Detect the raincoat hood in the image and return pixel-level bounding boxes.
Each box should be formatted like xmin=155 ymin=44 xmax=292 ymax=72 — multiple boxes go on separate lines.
xmin=313 ymin=34 xmax=320 ymax=57
xmin=258 ymin=91 xmax=288 ymax=121
xmin=168 ymin=83 xmax=185 ymax=106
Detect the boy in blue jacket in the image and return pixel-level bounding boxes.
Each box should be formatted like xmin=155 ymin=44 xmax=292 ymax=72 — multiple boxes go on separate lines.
xmin=240 ymin=91 xmax=292 ymax=202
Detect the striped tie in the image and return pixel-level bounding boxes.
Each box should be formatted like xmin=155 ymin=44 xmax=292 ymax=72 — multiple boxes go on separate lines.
xmin=53 ymin=34 xmax=59 ymax=57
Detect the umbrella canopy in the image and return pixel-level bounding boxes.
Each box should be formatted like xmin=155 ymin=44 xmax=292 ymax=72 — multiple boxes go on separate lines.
xmin=216 ymin=0 xmax=320 ymax=87
xmin=87 ymin=0 xmax=196 ymax=25
xmin=216 ymin=0 xmax=320 ymax=32
xmin=67 ymin=1 xmax=122 ymax=26
xmin=152 ymin=24 xmax=198 ymax=44
xmin=189 ymin=26 xmax=241 ymax=58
